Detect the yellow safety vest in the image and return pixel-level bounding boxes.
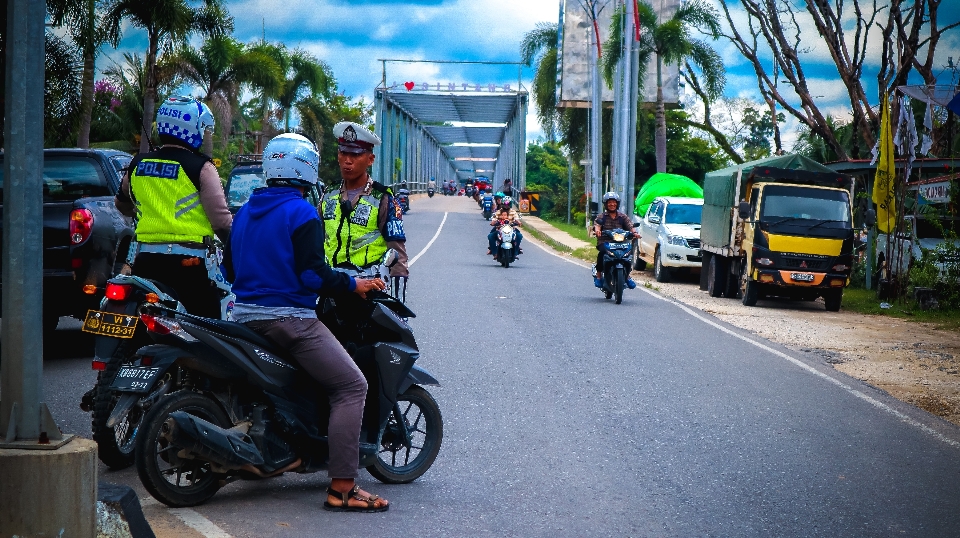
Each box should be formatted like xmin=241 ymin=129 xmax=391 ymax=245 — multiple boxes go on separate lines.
xmin=321 ymin=189 xmax=388 ymax=268
xmin=130 ymin=156 xmax=214 ymax=244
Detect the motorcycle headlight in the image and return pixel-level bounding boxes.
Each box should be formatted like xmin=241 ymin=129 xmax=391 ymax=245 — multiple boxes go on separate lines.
xmin=612 ymin=232 xmax=626 ymax=242
xmin=667 ymin=235 xmax=688 ymax=247
xmin=501 ymin=224 xmax=514 ymax=234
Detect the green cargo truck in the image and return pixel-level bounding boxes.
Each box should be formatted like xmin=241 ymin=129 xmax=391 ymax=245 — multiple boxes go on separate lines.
xmin=699 ymin=154 xmax=856 ymax=311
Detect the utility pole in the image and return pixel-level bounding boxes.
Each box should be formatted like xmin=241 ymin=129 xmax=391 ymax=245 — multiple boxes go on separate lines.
xmin=0 ymin=0 xmax=97 ymax=535
xmin=589 ymin=26 xmax=602 ymax=224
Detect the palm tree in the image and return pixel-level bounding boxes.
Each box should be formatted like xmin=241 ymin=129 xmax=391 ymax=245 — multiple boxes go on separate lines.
xmin=606 ymin=0 xmax=725 ymax=173
xmin=521 ymin=22 xmax=561 ymax=141
xmin=165 ymin=35 xmax=282 ymax=155
xmin=48 ymin=0 xmax=111 ymax=148
xmin=104 ymin=0 xmax=234 ymax=153
xmin=100 ymin=52 xmax=181 ymax=149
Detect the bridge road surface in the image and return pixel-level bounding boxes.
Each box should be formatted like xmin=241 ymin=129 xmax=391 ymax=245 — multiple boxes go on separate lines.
xmin=35 ymin=194 xmax=960 ymax=537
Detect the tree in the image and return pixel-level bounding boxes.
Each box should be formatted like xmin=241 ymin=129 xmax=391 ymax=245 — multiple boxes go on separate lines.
xmin=521 ymin=22 xmax=562 ymax=141
xmin=104 ymin=0 xmax=234 ymax=153
xmin=45 ymin=33 xmax=84 ymax=147
xmin=719 ymin=0 xmax=958 ymax=160
xmin=165 ymin=35 xmax=281 ymax=155
xmin=95 ymin=52 xmax=180 ymax=149
xmin=48 ymin=0 xmax=111 ymax=148
xmin=250 ymin=42 xmax=333 ymax=133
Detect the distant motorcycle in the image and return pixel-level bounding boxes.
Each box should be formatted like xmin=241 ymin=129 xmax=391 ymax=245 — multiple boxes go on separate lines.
xmin=481 ymin=195 xmax=493 ymax=219
xmin=427 ymin=187 xmax=435 ymax=198
xmin=595 ymin=228 xmax=636 ymax=304
xmin=395 ymin=188 xmax=410 ymax=213
xmin=495 ymin=222 xmax=519 ymax=268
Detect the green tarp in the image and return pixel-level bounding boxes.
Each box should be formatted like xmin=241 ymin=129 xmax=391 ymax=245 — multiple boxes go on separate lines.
xmin=633 ymin=173 xmax=703 ymax=217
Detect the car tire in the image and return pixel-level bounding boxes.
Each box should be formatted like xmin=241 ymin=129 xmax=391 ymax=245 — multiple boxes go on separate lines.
xmin=654 ymin=247 xmax=671 ymax=283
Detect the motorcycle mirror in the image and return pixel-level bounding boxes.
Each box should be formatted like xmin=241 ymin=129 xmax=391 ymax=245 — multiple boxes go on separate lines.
xmin=382 ymin=249 xmax=399 ymax=268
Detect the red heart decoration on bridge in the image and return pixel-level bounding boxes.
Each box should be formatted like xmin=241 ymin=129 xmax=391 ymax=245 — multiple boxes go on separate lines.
xmin=404 ymin=81 xmax=415 ymax=91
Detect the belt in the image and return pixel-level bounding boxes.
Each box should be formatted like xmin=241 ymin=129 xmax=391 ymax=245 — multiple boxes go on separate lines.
xmin=138 ymin=243 xmax=209 ymax=257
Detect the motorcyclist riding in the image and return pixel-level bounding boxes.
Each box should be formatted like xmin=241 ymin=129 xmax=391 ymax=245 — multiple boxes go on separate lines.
xmin=488 ymin=197 xmax=523 ymax=256
xmin=594 ymin=192 xmax=637 ymax=289
xmin=321 ymin=122 xmax=409 ymax=301
xmin=225 ymin=133 xmax=390 ymax=512
xmin=114 ymin=96 xmax=232 ymax=318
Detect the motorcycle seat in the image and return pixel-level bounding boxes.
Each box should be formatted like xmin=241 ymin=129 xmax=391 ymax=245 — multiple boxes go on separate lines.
xmin=189 ymin=316 xmax=294 ymax=362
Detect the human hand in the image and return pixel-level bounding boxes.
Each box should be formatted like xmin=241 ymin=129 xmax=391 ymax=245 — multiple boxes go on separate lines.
xmin=354 ymin=277 xmax=386 ymax=299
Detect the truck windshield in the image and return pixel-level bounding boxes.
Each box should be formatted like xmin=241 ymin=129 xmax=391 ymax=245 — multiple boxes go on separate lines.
xmin=761 ymin=186 xmax=850 ymax=224
xmin=0 ymin=156 xmax=111 ymax=202
xmin=665 ymin=204 xmax=702 ymax=225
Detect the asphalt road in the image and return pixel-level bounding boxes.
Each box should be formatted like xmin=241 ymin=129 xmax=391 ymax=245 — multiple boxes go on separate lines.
xmin=34 ymin=195 xmax=960 ymax=537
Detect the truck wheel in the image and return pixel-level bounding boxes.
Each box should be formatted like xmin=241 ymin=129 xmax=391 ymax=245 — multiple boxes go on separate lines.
xmin=707 ymin=255 xmax=727 ymax=297
xmin=654 ymin=248 xmax=671 ymax=283
xmin=742 ymin=280 xmax=759 ymax=306
xmin=824 ymin=290 xmax=842 ymax=312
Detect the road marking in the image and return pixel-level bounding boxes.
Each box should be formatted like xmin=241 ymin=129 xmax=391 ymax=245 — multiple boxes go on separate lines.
xmin=530 ymin=236 xmax=960 ymax=448
xmin=409 ymin=211 xmax=447 ymax=267
xmin=140 ymin=497 xmax=232 ymax=537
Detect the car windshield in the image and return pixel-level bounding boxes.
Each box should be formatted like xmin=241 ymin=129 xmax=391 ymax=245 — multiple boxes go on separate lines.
xmin=664 ymin=203 xmax=702 ymax=225
xmin=761 ymin=185 xmax=850 ymax=224
xmin=226 ymin=168 xmax=265 ymax=209
xmin=0 ymin=155 xmax=111 ymax=202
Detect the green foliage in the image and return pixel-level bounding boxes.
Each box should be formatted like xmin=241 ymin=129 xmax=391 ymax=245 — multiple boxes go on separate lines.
xmin=525 ymin=141 xmax=583 ymax=220
xmin=634 ymin=109 xmax=729 ymax=184
xmin=44 ymin=33 xmax=83 ymax=147
xmin=741 ymin=107 xmax=784 ymax=161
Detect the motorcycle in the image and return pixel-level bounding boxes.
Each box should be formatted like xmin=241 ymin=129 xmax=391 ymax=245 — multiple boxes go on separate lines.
xmin=120 ymin=273 xmax=441 ymax=507
xmin=427 ymin=187 xmax=435 ymax=198
xmin=595 ymin=228 xmax=636 ymax=304
xmin=481 ymin=195 xmax=493 ymax=219
xmin=79 ymin=247 xmax=235 ymax=469
xmin=495 ymin=223 xmax=519 ymax=268
xmin=395 ymin=188 xmax=410 ymax=213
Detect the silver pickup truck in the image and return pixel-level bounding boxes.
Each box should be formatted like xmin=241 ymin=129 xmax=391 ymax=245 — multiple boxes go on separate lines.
xmin=632 ymin=196 xmax=703 ymax=282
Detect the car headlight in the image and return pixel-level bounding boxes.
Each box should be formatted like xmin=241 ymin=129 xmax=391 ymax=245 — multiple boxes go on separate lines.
xmin=667 ymin=235 xmax=688 ymax=247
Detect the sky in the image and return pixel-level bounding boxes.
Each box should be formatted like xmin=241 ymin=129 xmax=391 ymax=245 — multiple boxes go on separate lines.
xmin=102 ymin=0 xmax=960 ymax=153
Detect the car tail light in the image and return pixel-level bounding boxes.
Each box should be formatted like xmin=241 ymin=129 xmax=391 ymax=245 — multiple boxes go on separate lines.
xmin=69 ymin=209 xmax=94 ymax=245
xmin=92 ymin=360 xmax=107 ymax=371
xmin=105 ymin=283 xmax=133 ymax=301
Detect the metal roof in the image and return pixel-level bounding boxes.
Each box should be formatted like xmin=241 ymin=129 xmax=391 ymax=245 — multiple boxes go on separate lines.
xmin=381 ymin=89 xmax=527 ymax=178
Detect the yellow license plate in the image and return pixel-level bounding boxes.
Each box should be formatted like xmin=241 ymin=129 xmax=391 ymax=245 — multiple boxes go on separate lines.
xmin=82 ymin=309 xmax=138 ymax=338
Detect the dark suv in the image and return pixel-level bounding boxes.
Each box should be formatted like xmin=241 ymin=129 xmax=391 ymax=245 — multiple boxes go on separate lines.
xmin=0 ymin=148 xmax=134 ymax=332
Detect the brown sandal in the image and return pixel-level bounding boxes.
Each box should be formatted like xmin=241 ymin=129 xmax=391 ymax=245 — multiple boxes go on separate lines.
xmin=323 ymin=485 xmax=389 ymax=513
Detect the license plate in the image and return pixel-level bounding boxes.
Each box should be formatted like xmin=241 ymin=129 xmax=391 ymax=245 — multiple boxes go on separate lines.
xmin=608 ymin=242 xmax=630 ymax=249
xmin=82 ymin=309 xmax=138 ymax=338
xmin=111 ymin=366 xmax=163 ymax=393
xmin=790 ymin=272 xmax=815 ymax=282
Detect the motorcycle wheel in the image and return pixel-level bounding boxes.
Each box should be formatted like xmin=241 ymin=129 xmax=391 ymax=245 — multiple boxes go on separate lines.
xmin=136 ymin=391 xmax=229 ymax=507
xmin=91 ymin=341 xmax=143 ymax=470
xmin=615 ymin=270 xmax=624 ymax=304
xmin=368 ymin=386 xmax=443 ymax=484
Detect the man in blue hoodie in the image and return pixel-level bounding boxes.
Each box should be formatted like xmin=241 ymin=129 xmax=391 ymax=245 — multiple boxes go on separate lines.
xmin=226 ymin=133 xmax=389 ymax=513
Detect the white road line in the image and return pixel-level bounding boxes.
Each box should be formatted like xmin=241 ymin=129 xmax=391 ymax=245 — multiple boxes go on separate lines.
xmin=168 ymin=508 xmax=233 ymax=538
xmin=408 ymin=211 xmax=447 ymax=267
xmin=531 ymin=236 xmax=960 ymax=448
xmin=139 ymin=497 xmax=232 ymax=538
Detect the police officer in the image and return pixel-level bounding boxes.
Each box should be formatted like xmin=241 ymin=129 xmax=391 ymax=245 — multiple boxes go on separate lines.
xmin=321 ymin=122 xmax=409 ymax=299
xmin=115 ymin=96 xmax=232 ymax=318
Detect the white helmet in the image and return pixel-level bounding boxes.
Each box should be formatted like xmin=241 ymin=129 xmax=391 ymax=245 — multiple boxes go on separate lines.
xmin=262 ymin=133 xmax=320 ymax=187
xmin=156 ymin=96 xmax=215 ymax=149
xmin=602 ymin=191 xmax=621 ymax=209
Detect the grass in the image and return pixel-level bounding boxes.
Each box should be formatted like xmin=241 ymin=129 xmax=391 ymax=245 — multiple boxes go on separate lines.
xmin=541 ymin=216 xmax=592 ymax=243
xmin=841 ymin=287 xmax=960 ymax=332
xmin=521 ymin=225 xmax=572 ymax=253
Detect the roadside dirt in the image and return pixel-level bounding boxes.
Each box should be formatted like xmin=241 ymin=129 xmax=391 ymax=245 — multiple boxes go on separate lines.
xmin=630 ymin=270 xmax=960 ymax=427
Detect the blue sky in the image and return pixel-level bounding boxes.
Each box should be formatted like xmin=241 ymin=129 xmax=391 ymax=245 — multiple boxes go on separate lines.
xmin=103 ymin=0 xmax=960 ymax=150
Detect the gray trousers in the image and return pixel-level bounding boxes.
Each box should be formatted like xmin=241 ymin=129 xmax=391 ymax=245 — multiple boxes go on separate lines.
xmin=245 ymin=317 xmax=367 ymax=479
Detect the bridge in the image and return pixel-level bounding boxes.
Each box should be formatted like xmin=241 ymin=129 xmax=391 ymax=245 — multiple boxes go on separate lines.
xmin=373 ymin=60 xmax=528 ymax=193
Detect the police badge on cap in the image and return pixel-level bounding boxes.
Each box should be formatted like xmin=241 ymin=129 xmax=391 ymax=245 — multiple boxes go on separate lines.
xmin=334 ymin=121 xmax=381 ymax=154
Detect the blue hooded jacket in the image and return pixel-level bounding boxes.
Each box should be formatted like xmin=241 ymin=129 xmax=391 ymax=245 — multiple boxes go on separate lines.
xmin=228 ymin=187 xmax=355 ymax=309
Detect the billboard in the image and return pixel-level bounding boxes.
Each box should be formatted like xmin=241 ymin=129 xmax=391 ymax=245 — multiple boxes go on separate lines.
xmin=556 ymin=0 xmax=680 ymax=108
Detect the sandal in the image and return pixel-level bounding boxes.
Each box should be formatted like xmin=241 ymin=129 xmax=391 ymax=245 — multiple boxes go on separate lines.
xmin=324 ymin=485 xmax=389 ymax=513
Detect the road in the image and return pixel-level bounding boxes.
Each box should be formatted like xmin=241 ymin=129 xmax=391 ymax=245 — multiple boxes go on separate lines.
xmin=37 ymin=195 xmax=960 ymax=537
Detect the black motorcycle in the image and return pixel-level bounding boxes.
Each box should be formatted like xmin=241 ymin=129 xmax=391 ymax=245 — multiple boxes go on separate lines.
xmin=427 ymin=187 xmax=435 ymax=198
xmin=118 ymin=290 xmax=441 ymax=507
xmin=596 ymin=228 xmax=636 ymax=304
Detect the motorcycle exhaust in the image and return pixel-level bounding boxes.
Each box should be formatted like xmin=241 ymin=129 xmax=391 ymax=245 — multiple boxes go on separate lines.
xmin=161 ymin=411 xmax=265 ymax=470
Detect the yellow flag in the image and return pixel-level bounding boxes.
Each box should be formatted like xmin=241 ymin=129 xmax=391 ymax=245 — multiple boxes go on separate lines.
xmin=873 ymin=93 xmax=896 ymax=233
